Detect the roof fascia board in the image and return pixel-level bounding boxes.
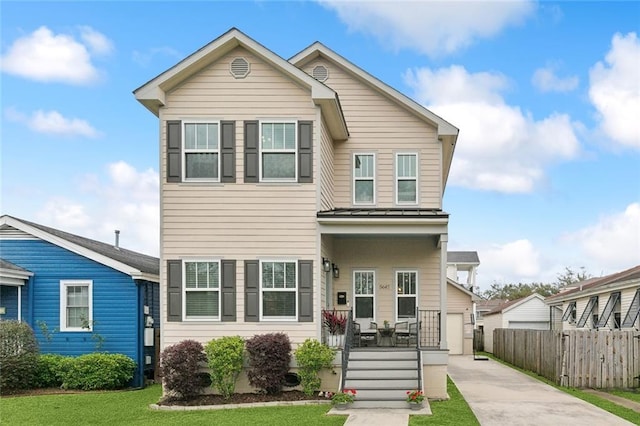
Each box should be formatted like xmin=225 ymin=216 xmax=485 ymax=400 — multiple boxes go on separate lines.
xmin=290 ymin=43 xmax=459 ymax=137
xmin=0 ymin=216 xmax=144 ymax=279
xmin=546 ymin=278 xmax=640 ymax=303
xmin=447 ymin=278 xmax=481 ymax=301
xmin=0 ymin=268 xmax=33 ymax=280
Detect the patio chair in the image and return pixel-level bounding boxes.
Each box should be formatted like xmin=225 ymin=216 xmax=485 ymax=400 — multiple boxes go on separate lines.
xmin=360 ymin=321 xmax=378 ymax=346
xmin=352 ymin=321 xmax=361 ymax=347
xmin=394 ymin=321 xmax=408 ymax=346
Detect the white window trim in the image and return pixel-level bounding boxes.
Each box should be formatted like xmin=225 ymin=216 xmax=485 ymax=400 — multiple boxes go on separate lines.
xmin=182 ymin=120 xmax=221 ymax=182
xmin=353 ymin=153 xmax=376 ymax=206
xmin=182 ymin=259 xmax=221 ymax=321
xmin=395 ymin=152 xmax=418 ymax=205
xmin=259 ymin=259 xmax=298 ymax=321
xmin=259 ymin=120 xmax=298 ymax=183
xmin=395 ymin=270 xmax=418 ymax=321
xmin=59 ymin=280 xmax=93 ymax=332
xmin=353 ymin=269 xmax=376 ymax=323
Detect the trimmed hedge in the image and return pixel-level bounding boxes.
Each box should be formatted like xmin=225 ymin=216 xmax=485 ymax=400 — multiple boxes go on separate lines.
xmin=205 ymin=336 xmax=245 ymax=399
xmin=294 ymin=339 xmax=335 ymax=395
xmin=245 ymin=333 xmax=291 ymax=394
xmin=0 ymin=321 xmax=39 ymax=393
xmin=160 ymin=340 xmax=207 ymax=399
xmin=35 ymin=354 xmax=72 ymax=388
xmin=61 ymin=353 xmax=136 ymax=390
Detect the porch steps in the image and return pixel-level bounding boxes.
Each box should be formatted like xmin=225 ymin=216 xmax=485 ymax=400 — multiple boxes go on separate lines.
xmin=344 ymin=348 xmax=420 ymax=409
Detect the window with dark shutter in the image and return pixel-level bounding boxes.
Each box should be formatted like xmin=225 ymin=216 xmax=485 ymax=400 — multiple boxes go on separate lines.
xmin=221 ymin=259 xmax=236 ymax=321
xmin=167 ymin=260 xmax=182 ymax=322
xmin=245 ymin=260 xmax=260 ymax=321
xmin=298 ymin=121 xmax=313 ymax=183
xmin=221 ymin=121 xmax=236 ymax=183
xmin=244 ymin=121 xmax=259 ymax=183
xmin=298 ymin=260 xmax=313 ymax=322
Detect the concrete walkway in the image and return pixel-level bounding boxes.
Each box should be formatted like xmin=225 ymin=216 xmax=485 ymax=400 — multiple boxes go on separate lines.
xmin=326 ymin=405 xmax=430 ymax=425
xmin=448 ymin=355 xmax=636 ymax=426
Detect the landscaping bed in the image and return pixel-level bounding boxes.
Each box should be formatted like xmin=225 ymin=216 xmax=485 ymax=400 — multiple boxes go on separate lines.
xmin=159 ymin=390 xmax=329 ymax=406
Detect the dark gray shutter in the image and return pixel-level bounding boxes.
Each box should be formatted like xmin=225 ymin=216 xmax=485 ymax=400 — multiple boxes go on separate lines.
xmin=298 ymin=121 xmax=313 ymax=183
xmin=298 ymin=260 xmax=313 ymax=322
xmin=167 ymin=260 xmax=182 ymax=322
xmin=244 ymin=121 xmax=259 ymax=183
xmin=221 ymin=260 xmax=236 ymax=321
xmin=167 ymin=121 xmax=182 ymax=182
xmin=245 ymin=260 xmax=260 ymax=322
xmin=221 ymin=121 xmax=236 ymax=183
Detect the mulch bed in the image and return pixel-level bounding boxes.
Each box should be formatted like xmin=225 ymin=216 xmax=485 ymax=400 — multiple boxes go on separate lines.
xmin=159 ymin=390 xmax=329 ymax=406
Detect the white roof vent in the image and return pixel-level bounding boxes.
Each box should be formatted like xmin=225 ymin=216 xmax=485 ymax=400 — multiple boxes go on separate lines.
xmin=230 ymin=57 xmax=250 ymax=79
xmin=312 ymin=65 xmax=329 ymax=82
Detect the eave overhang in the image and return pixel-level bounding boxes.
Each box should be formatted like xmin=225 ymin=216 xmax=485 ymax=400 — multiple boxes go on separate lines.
xmin=317 ymin=208 xmax=449 ymax=235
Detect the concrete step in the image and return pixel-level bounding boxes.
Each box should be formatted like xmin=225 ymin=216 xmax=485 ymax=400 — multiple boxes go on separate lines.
xmin=351 ymin=400 xmax=411 ymax=409
xmin=346 ymin=369 xmax=418 ymax=379
xmin=347 ymin=359 xmax=417 ymax=369
xmin=345 ymin=378 xmax=419 ymax=388
xmin=354 ymin=389 xmax=410 ymax=400
xmin=349 ymin=350 xmax=418 ymax=361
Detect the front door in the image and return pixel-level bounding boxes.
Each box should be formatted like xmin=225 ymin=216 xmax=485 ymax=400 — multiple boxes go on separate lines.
xmin=354 ymin=270 xmax=375 ymax=324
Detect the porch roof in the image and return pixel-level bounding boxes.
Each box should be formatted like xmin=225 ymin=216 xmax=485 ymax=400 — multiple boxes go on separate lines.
xmin=317 ymin=208 xmax=449 ymax=219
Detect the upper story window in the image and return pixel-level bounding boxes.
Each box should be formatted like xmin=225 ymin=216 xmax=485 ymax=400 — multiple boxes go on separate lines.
xmin=184 ymin=122 xmax=220 ymax=181
xmin=184 ymin=261 xmax=220 ymax=321
xmin=396 ymin=153 xmax=417 ymax=204
xmin=353 ymin=153 xmax=375 ymax=205
xmin=261 ymin=261 xmax=297 ymax=320
xmin=261 ymin=122 xmax=297 ymax=181
xmin=60 ymin=280 xmax=92 ymax=331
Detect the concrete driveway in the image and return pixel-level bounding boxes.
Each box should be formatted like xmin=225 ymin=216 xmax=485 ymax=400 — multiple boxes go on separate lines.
xmin=448 ymin=356 xmax=636 ymax=426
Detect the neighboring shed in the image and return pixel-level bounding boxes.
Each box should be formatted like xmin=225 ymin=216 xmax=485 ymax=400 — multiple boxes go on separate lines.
xmin=0 ymin=215 xmax=160 ymax=387
xmin=483 ymin=293 xmax=549 ymax=353
xmin=447 ymin=278 xmax=481 ymax=355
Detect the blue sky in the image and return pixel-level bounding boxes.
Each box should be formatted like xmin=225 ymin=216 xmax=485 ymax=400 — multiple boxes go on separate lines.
xmin=1 ymin=1 xmax=639 ymax=291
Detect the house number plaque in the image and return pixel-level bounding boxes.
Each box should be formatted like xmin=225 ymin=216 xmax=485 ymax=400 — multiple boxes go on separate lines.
xmin=379 ymin=284 xmax=390 ymax=289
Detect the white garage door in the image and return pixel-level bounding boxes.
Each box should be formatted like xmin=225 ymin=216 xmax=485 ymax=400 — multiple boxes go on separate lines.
xmin=447 ymin=313 xmax=464 ymax=355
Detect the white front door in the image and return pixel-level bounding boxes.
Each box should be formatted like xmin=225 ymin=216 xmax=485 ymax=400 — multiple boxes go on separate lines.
xmin=354 ymin=270 xmax=375 ymax=325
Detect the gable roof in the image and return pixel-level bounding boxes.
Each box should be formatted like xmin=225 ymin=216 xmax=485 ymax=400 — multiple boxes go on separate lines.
xmin=0 ymin=215 xmax=159 ymax=281
xmin=447 ymin=251 xmax=480 ymax=264
xmin=289 ymin=41 xmax=459 ymax=189
xmin=545 ymin=264 xmax=640 ymax=304
xmin=447 ymin=278 xmax=481 ymax=301
xmin=484 ymin=293 xmax=545 ymax=316
xmin=0 ymin=258 xmax=33 ymax=285
xmin=133 ymin=27 xmax=348 ymax=140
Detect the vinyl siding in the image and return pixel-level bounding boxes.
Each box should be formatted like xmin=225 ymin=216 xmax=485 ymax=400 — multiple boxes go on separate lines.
xmin=0 ymin=239 xmax=140 ymax=361
xmin=446 ymin=284 xmax=474 ymax=355
xmin=319 ymin=116 xmax=335 ymax=211
xmin=302 ymin=58 xmax=441 ymax=209
xmin=503 ymin=297 xmax=549 ymax=328
xmin=159 ymin=47 xmax=319 ymax=348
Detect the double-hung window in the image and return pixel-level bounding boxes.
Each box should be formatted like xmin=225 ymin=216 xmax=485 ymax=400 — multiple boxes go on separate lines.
xmin=261 ymin=122 xmax=296 ymax=181
xmin=353 ymin=153 xmax=375 ymax=204
xmin=354 ymin=270 xmax=375 ymax=321
xmin=261 ymin=261 xmax=297 ymax=320
xmin=60 ymin=280 xmax=92 ymax=331
xmin=184 ymin=261 xmax=220 ymax=320
xmin=396 ymin=153 xmax=417 ymax=204
xmin=396 ymin=271 xmax=417 ymax=319
xmin=184 ymin=122 xmax=220 ymax=181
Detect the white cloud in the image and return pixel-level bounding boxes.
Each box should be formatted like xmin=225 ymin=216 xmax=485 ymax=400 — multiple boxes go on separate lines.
xmin=479 ymin=239 xmax=542 ymax=284
xmin=589 ymin=32 xmax=640 ymax=149
xmin=562 ymin=202 xmax=640 ymax=271
xmin=37 ymin=162 xmax=159 ymax=256
xmin=319 ymin=0 xmax=535 ymax=56
xmin=132 ymin=46 xmax=182 ymax=67
xmin=532 ymin=65 xmax=579 ymax=92
xmin=0 ymin=26 xmax=111 ymax=84
xmin=5 ymin=107 xmax=100 ymax=138
xmin=405 ymin=65 xmax=581 ymax=193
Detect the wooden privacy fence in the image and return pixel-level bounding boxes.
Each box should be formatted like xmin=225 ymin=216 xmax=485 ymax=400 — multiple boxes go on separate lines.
xmin=493 ymin=329 xmax=640 ymax=389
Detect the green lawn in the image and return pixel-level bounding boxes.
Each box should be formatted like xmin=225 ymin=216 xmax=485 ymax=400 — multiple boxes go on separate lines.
xmin=1 ymin=378 xmax=479 ymax=426
xmin=605 ymin=389 xmax=640 ymax=404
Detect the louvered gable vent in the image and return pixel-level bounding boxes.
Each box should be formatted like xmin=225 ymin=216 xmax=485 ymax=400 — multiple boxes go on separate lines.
xmin=312 ymin=65 xmax=329 ymax=82
xmin=230 ymin=57 xmax=250 ymax=78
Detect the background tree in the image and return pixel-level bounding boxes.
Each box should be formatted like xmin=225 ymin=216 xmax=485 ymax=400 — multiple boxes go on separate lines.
xmin=481 ymin=267 xmax=592 ymax=300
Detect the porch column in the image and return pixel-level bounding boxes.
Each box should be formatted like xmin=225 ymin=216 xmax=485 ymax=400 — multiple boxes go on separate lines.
xmin=439 ymin=234 xmax=448 ymax=350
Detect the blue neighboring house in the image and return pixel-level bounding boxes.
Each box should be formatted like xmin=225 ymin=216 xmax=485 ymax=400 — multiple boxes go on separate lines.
xmin=0 ymin=215 xmax=160 ymax=388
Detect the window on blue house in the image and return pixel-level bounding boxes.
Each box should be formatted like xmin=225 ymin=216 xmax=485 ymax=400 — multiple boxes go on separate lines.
xmin=60 ymin=280 xmax=93 ymax=331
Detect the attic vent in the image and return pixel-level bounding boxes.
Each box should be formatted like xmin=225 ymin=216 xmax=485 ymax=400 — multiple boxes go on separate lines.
xmin=312 ymin=65 xmax=329 ymax=82
xmin=230 ymin=57 xmax=250 ymax=78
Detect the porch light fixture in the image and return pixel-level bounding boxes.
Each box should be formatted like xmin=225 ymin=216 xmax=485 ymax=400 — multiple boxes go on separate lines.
xmin=332 ymin=264 xmax=340 ymax=279
xmin=323 ymin=258 xmax=331 ymax=272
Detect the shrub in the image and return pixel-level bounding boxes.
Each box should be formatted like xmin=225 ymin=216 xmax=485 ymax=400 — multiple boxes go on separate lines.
xmin=245 ymin=333 xmax=291 ymax=394
xmin=0 ymin=321 xmax=39 ymax=393
xmin=294 ymin=339 xmax=335 ymax=395
xmin=160 ymin=339 xmax=207 ymax=399
xmin=35 ymin=354 xmax=73 ymax=388
xmin=205 ymin=336 xmax=245 ymax=399
xmin=61 ymin=353 xmax=136 ymax=390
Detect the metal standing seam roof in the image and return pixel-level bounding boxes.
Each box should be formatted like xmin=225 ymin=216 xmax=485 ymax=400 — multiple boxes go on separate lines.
xmin=2 ymin=216 xmax=159 ymax=277
xmin=317 ymin=208 xmax=449 ymax=218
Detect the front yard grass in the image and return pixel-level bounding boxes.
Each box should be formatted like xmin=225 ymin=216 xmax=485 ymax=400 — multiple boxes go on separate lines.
xmin=410 ymin=376 xmax=479 ymax=425
xmin=0 ymin=385 xmax=345 ymax=426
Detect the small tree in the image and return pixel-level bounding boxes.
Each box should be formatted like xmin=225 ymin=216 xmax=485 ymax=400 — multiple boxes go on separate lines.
xmin=160 ymin=340 xmax=207 ymax=399
xmin=245 ymin=333 xmax=291 ymax=394
xmin=294 ymin=339 xmax=335 ymax=395
xmin=0 ymin=321 xmax=39 ymax=393
xmin=205 ymin=336 xmax=245 ymax=399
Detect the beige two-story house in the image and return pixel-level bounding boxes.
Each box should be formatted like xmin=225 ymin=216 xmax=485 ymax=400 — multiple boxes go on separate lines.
xmin=135 ymin=28 xmax=459 ymax=403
